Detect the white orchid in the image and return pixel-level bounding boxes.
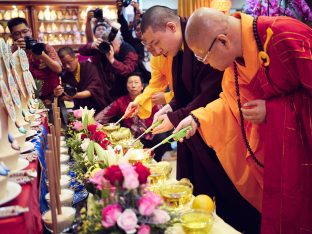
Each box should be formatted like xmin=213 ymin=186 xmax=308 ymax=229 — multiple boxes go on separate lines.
xmin=80 ymin=106 xmax=96 ymax=129
xmin=81 ymin=138 xmax=91 ymax=152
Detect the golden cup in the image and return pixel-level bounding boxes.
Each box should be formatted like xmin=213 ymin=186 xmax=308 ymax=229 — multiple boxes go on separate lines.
xmin=127 ymin=148 xmax=154 ymax=165
xmin=160 ymin=179 xmax=193 ymax=209
xmin=180 ymin=209 xmax=214 ymax=234
xmin=102 ymin=123 xmax=120 ymax=134
xmin=147 ymin=161 xmax=172 ymax=185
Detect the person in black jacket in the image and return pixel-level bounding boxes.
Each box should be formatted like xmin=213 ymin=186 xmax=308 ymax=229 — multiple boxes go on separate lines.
xmin=116 ymin=0 xmax=151 ymax=84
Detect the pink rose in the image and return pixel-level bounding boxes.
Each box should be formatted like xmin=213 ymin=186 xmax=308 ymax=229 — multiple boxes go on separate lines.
xmin=138 ymin=224 xmax=151 ymax=234
xmin=73 ymin=109 xmax=83 ymax=119
xmin=89 ymin=169 xmax=105 ymax=190
xmin=119 ymin=163 xmax=139 ymax=190
xmin=117 ymin=209 xmax=138 ymax=233
xmin=73 ymin=121 xmax=83 ymax=131
xmin=138 ymin=191 xmax=163 ymax=216
xmin=151 ymin=209 xmax=170 ymax=224
xmin=101 ymin=204 xmax=122 ymax=228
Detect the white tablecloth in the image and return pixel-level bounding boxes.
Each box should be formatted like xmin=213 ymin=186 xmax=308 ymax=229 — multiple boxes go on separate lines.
xmin=166 ymin=213 xmax=241 ymax=234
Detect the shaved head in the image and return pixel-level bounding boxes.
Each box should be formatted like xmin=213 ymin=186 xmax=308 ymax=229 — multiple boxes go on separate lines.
xmin=185 ymin=8 xmax=228 ymax=55
xmin=141 ymin=5 xmax=180 ymax=34
xmin=185 ymin=7 xmax=242 ymax=70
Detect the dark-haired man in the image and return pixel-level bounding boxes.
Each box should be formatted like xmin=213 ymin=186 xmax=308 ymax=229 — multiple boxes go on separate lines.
xmin=54 ymin=47 xmax=110 ymax=113
xmin=8 ymin=17 xmax=62 ymax=104
xmin=127 ymin=5 xmax=261 ymax=234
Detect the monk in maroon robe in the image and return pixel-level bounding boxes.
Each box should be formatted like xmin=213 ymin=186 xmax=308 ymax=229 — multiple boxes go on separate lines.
xmin=176 ymin=8 xmax=312 ymax=234
xmin=55 ymin=47 xmax=111 ymax=113
xmin=138 ymin=6 xmax=261 ymax=233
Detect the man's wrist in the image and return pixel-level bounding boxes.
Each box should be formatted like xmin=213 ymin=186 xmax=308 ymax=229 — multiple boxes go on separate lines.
xmin=189 ymin=113 xmax=200 ymax=127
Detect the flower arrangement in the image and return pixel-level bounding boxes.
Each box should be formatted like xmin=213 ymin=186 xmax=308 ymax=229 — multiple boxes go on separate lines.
xmin=65 ymin=107 xmax=112 ymax=181
xmin=79 ymin=163 xmax=172 ymax=234
xmin=243 ymin=0 xmax=312 ymax=23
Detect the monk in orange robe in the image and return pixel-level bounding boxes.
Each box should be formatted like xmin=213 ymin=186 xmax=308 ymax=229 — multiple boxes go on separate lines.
xmin=175 ymin=8 xmax=312 ymax=234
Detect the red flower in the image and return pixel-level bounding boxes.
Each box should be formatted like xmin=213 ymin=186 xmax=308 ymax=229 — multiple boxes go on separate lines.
xmin=104 ymin=165 xmax=124 ymax=186
xmin=134 ymin=162 xmax=150 ymax=184
xmin=81 ymin=133 xmax=87 ymax=140
xmin=100 ymin=139 xmax=111 ymax=149
xmin=87 ymin=124 xmax=97 ymax=134
xmin=93 ymin=131 xmax=106 ymax=143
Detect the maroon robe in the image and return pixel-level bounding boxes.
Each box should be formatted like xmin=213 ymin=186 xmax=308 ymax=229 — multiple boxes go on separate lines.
xmin=253 ymin=16 xmax=312 ymax=233
xmin=167 ymin=17 xmax=261 ymax=233
xmin=60 ymin=61 xmax=111 ymax=113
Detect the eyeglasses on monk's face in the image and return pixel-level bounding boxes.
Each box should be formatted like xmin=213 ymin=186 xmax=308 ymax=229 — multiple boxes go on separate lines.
xmin=194 ymin=37 xmax=217 ymax=63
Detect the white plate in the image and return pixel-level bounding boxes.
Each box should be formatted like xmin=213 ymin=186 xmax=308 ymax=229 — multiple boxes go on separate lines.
xmin=20 ymin=141 xmax=34 ymax=153
xmin=60 ymin=147 xmax=68 ymax=154
xmin=30 ymin=120 xmax=41 ymax=127
xmin=60 ymin=136 xmax=65 ymax=141
xmin=0 ymin=181 xmax=22 ymax=206
xmin=26 ymin=129 xmax=37 ymax=138
xmin=11 ymin=158 xmax=29 ymax=172
xmin=60 ymin=141 xmax=67 ymax=147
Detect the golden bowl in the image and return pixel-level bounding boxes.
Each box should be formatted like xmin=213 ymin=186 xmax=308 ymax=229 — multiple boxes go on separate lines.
xmin=160 ymin=179 xmax=193 ymax=209
xmin=180 ymin=209 xmax=214 ymax=234
xmin=102 ymin=123 xmax=120 ymax=134
xmin=147 ymin=161 xmax=172 ymax=185
xmin=109 ymin=127 xmax=132 ymax=142
xmin=127 ymin=148 xmax=154 ymax=165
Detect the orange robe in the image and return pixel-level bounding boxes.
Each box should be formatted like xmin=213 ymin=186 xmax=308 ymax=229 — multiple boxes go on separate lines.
xmin=134 ymin=55 xmax=174 ymax=119
xmin=193 ymin=13 xmax=263 ymax=212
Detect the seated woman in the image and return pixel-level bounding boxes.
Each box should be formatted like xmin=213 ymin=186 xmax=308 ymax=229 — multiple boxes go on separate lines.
xmin=95 ymin=72 xmax=171 ymax=161
xmin=54 ymin=46 xmax=111 ymax=113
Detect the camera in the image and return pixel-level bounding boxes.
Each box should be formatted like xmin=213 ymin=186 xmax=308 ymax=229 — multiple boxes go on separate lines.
xmin=63 ymin=84 xmax=77 ymax=97
xmin=122 ymin=0 xmax=131 ymax=7
xmin=24 ymin=36 xmax=45 ymax=55
xmin=98 ymin=27 xmax=119 ymax=54
xmin=93 ymin=8 xmax=104 ymax=22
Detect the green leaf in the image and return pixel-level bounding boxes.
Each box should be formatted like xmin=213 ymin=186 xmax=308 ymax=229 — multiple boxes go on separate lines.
xmin=83 ymin=112 xmax=88 ymax=130
xmin=87 ymin=141 xmax=95 ymax=162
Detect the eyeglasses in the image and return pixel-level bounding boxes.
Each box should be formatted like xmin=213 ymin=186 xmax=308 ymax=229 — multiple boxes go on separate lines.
xmin=12 ymin=28 xmax=30 ymax=39
xmin=194 ymin=37 xmax=217 ymax=62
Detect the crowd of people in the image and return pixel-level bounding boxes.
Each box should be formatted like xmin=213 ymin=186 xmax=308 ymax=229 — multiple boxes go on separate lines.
xmin=7 ymin=1 xmax=312 ymax=233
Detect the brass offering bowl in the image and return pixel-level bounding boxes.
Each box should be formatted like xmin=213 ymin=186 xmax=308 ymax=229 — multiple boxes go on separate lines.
xmin=147 ymin=161 xmax=172 ymax=185
xmin=160 ymin=179 xmax=193 ymax=210
xmin=119 ymin=139 xmax=144 ymax=154
xmin=102 ymin=123 xmax=120 ymax=134
xmin=180 ymin=209 xmax=214 ymax=234
xmin=127 ymin=148 xmax=154 ymax=165
xmin=109 ymin=127 xmax=132 ymax=143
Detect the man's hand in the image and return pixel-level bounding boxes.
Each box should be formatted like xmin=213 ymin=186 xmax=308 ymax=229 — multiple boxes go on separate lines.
xmin=53 ymin=85 xmax=64 ymax=97
xmin=173 ymin=115 xmax=198 ymax=142
xmin=62 ymin=93 xmax=73 ymax=101
xmin=91 ymin=38 xmax=104 ymax=50
xmin=152 ymin=104 xmax=172 ymax=124
xmin=87 ymin=10 xmax=94 ymax=22
xmin=14 ymin=38 xmax=26 ymax=50
xmin=151 ymin=92 xmax=166 ymax=105
xmin=125 ymin=102 xmax=139 ymax=118
xmin=152 ymin=114 xmax=173 ymax=134
xmin=241 ymin=100 xmax=266 ymax=124
xmin=105 ymin=45 xmax=115 ymax=64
